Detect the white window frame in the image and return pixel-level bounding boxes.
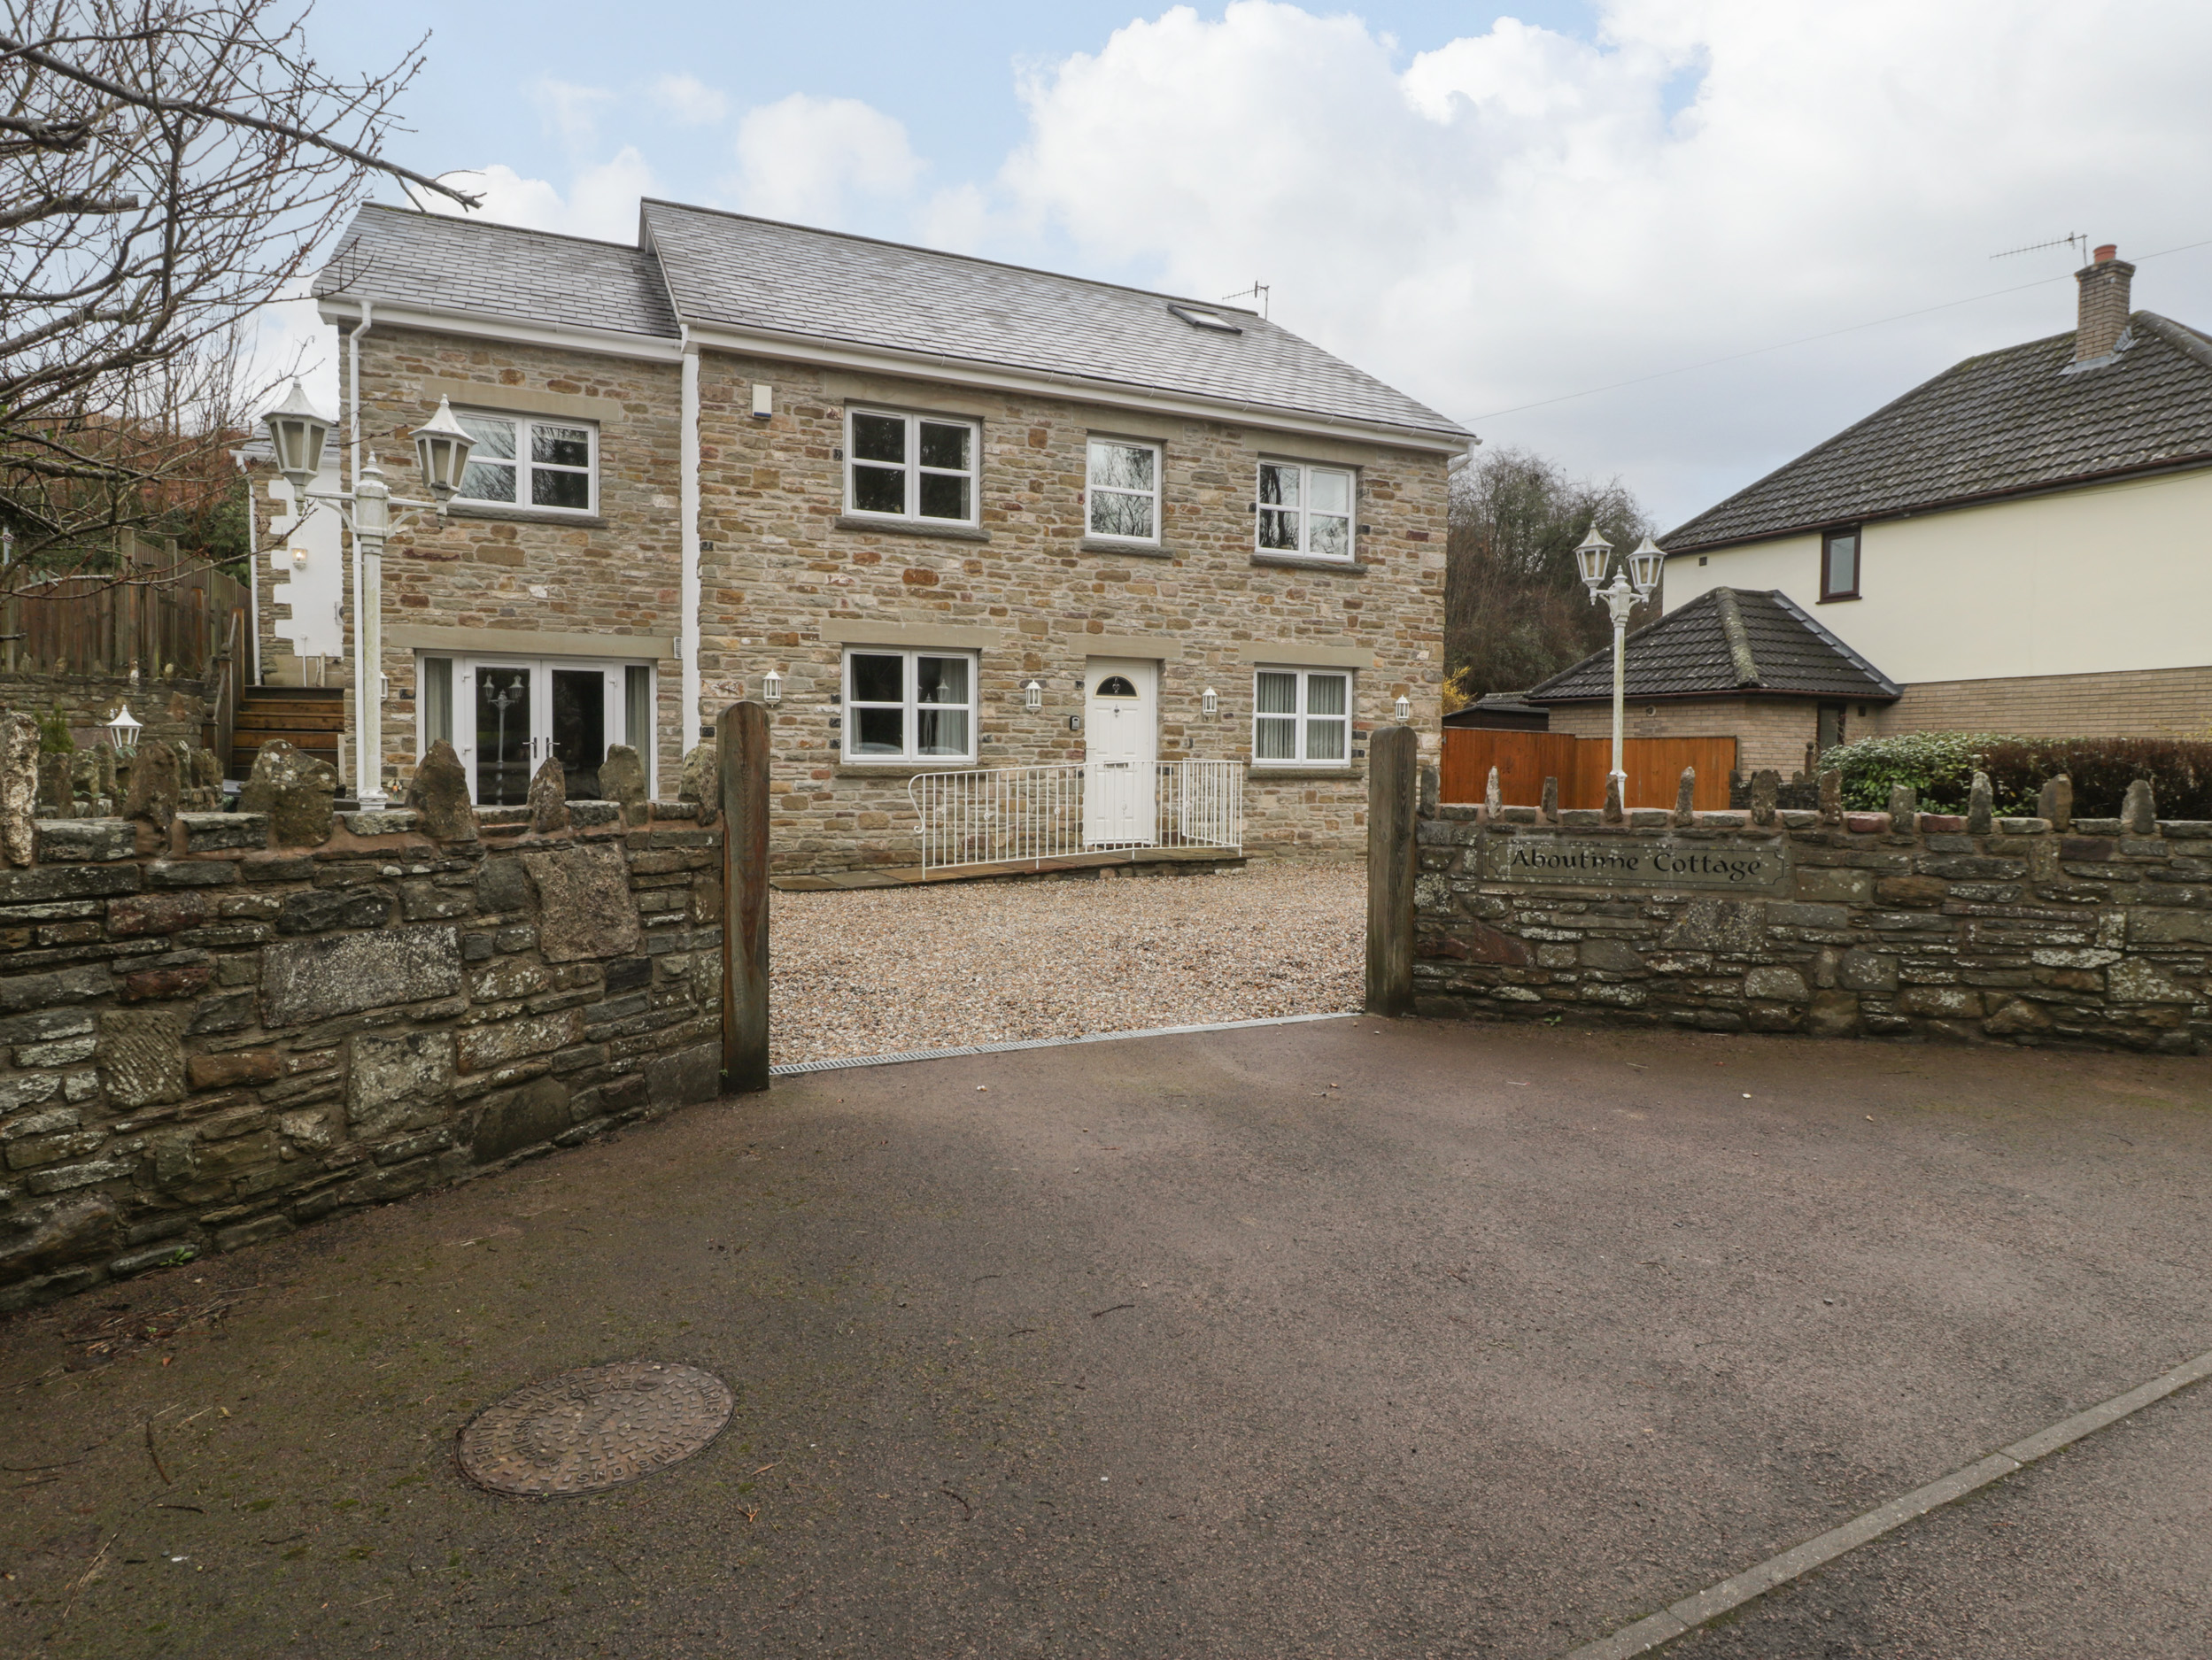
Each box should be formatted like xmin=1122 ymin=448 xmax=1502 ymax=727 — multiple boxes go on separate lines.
xmin=451 ymin=410 xmax=599 ymax=516
xmin=422 ymin=652 xmax=656 ymax=803
xmin=841 ymin=647 xmax=979 ymax=765
xmin=844 ymin=407 xmax=981 ymax=527
xmin=1084 ymin=436 xmax=1163 ymax=545
xmin=1251 ymin=666 xmax=1353 ymax=768
xmin=1255 ymin=459 xmax=1357 ymax=562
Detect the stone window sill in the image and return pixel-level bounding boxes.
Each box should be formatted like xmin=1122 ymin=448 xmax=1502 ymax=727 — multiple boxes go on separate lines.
xmin=1079 ymin=537 xmax=1174 ymax=559
xmin=834 ymin=761 xmax=978 ymax=777
xmin=444 ymin=503 xmax=607 ymax=529
xmin=1251 ymin=552 xmax=1367 ymax=575
xmin=833 ymin=514 xmax=991 ymax=544
xmin=1249 ymin=766 xmax=1363 ymax=781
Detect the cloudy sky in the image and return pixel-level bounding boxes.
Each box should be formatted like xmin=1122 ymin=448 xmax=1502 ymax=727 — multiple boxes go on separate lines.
xmin=282 ymin=0 xmax=2212 ymax=530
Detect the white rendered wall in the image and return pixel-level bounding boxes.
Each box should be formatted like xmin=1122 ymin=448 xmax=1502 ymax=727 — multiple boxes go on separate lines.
xmin=1661 ymin=467 xmax=2212 ymax=685
xmin=267 ymin=463 xmax=346 ymax=660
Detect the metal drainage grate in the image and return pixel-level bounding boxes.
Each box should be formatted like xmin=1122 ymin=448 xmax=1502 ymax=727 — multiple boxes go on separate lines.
xmin=456 ymin=1362 xmax=733 ymax=1498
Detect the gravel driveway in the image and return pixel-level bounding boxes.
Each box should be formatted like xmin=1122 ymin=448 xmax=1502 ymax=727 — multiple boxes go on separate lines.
xmin=769 ymin=861 xmax=1362 ymax=1063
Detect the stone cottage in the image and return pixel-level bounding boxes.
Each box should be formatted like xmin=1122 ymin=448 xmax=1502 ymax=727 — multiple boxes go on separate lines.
xmin=290 ymin=201 xmax=1469 ymax=871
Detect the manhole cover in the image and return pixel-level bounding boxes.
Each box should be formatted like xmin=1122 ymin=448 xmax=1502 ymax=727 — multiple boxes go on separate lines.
xmin=456 ymin=1362 xmax=733 ymax=1497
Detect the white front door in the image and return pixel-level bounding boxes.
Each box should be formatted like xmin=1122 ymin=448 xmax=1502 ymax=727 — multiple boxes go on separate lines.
xmin=1083 ymin=657 xmax=1157 ymax=846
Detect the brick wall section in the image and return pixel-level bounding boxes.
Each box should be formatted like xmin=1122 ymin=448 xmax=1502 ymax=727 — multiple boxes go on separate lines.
xmin=1876 ymin=665 xmax=2212 ymax=740
xmin=1544 ymin=696 xmax=1821 ymax=776
xmin=1412 ymin=804 xmax=2212 ymax=1054
xmin=0 ymin=801 xmax=723 ymax=1312
xmin=346 ymin=331 xmax=1447 ymax=871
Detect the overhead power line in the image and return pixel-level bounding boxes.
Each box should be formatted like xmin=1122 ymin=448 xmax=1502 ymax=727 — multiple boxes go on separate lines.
xmin=1466 ymin=232 xmax=2212 ymax=425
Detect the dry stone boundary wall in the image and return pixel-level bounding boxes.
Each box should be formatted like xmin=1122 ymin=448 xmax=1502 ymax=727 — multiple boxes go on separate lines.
xmin=1413 ymin=802 xmax=2212 ymax=1054
xmin=0 ymin=753 xmax=724 ymax=1312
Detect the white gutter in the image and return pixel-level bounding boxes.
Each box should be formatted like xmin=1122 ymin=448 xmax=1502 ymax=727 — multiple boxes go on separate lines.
xmin=347 ymin=298 xmax=374 ymax=800
xmin=679 ymin=331 xmax=701 ymax=766
xmin=234 ymin=451 xmax=259 ymax=687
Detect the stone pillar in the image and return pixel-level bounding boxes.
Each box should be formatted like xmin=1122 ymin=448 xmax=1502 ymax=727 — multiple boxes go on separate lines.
xmin=1673 ymin=766 xmax=1696 ymax=828
xmin=1750 ymin=768 xmax=1779 ymax=827
xmin=0 ymin=710 xmax=36 ymax=867
xmin=1483 ymin=766 xmax=1501 ymax=815
xmin=1967 ymin=771 xmax=1994 ymax=834
xmin=527 ymin=757 xmax=569 ymax=835
xmin=1540 ymin=776 xmax=1558 ymax=824
xmin=1365 ymin=724 xmax=1418 ymax=1018
xmin=1818 ymin=768 xmax=1844 ymax=825
xmin=2038 ymin=774 xmax=2072 ymax=832
xmin=2123 ymin=778 xmax=2157 ymax=838
xmin=719 ymin=701 xmax=770 ymax=1093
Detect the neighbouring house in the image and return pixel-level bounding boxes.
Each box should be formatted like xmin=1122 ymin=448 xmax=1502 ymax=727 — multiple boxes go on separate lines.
xmin=285 ymin=201 xmax=1468 ymax=870
xmin=1442 ymin=691 xmax=1550 ymax=731
xmin=1520 ymin=586 xmax=1899 ymax=774
xmin=1657 ymin=245 xmax=2212 ymax=745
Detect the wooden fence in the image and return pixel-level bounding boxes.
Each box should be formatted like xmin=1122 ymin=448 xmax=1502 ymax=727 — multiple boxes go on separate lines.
xmin=2 ymin=531 xmax=249 ymax=768
xmin=1441 ymin=729 xmax=1737 ymax=811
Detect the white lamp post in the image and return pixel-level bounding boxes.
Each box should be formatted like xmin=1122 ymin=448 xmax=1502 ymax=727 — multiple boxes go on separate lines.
xmin=1575 ymin=521 xmax=1664 ymax=791
xmin=260 ymin=384 xmax=472 ymax=807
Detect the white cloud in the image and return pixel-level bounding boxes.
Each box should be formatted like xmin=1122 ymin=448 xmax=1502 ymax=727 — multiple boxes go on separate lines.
xmin=651 ymin=73 xmax=729 ymax=127
xmin=421 ymin=148 xmax=656 ymax=243
xmin=999 ymin=0 xmax=2212 ymax=525
xmin=731 ymin=93 xmax=924 ymax=226
xmin=536 ymin=79 xmax=615 ymax=150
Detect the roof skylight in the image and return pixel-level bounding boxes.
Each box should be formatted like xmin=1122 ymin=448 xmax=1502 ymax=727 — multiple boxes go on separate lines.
xmin=1168 ymin=303 xmax=1242 ymax=334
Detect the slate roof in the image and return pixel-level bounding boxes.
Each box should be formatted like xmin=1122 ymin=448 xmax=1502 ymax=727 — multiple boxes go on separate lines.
xmin=313 ymin=205 xmax=680 ymax=339
xmin=1665 ymin=313 xmax=2212 ymax=552
xmin=311 ymin=200 xmax=1469 ymax=441
xmin=1523 ymin=588 xmax=1899 ymax=704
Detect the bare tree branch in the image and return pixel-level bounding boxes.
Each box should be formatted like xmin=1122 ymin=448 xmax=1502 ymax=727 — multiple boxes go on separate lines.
xmin=0 ymin=0 xmax=470 ymax=585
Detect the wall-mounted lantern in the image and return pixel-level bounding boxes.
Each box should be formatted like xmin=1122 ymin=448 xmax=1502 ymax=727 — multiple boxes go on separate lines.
xmin=1024 ymin=680 xmax=1042 ymax=711
xmin=761 ymin=669 xmax=783 ymax=704
xmin=1201 ymin=686 xmax=1218 ymax=716
xmin=105 ymin=703 xmax=143 ymax=750
xmin=1395 ymin=694 xmax=1412 ymax=724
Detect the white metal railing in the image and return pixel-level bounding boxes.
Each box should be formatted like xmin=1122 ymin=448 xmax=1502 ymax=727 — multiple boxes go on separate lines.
xmin=909 ymin=760 xmax=1244 ymax=874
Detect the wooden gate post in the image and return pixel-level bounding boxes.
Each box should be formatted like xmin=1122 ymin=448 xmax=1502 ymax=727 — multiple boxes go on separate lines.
xmin=718 ymin=699 xmax=771 ymax=1093
xmin=1365 ymin=723 xmax=1419 ymax=1017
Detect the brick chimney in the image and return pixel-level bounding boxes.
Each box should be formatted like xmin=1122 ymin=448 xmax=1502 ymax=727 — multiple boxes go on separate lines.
xmin=2075 ymin=243 xmax=2135 ymax=361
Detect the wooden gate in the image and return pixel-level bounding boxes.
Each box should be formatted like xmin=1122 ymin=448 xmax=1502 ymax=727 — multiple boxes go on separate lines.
xmin=1441 ymin=730 xmax=1736 ymax=811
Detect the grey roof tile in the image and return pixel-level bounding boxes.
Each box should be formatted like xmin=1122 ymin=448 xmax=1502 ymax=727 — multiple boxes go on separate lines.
xmin=1665 ymin=313 xmax=2212 ymax=551
xmin=1524 ymin=588 xmax=1899 ymax=704
xmin=312 ymin=204 xmax=680 ymax=339
xmin=313 ymin=200 xmax=1467 ymax=441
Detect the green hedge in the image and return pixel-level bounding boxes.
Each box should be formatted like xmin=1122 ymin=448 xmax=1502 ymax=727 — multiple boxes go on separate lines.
xmin=1818 ymin=732 xmax=2212 ymax=819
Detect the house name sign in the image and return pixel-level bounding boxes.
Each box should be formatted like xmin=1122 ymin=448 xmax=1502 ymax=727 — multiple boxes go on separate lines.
xmin=1478 ymin=832 xmax=1790 ymax=892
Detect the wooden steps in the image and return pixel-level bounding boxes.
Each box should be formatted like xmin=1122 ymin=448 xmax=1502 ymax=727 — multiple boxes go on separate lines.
xmin=236 ymin=686 xmax=344 ymax=771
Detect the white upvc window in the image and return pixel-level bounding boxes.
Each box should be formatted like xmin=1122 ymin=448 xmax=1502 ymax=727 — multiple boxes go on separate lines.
xmin=453 ymin=412 xmax=598 ymax=514
xmin=846 ymin=408 xmax=979 ymax=525
xmin=843 ymin=648 xmax=978 ymax=763
xmin=1085 ymin=436 xmax=1161 ymax=543
xmin=1256 ymin=460 xmax=1355 ymax=561
xmin=1253 ymin=667 xmax=1351 ymax=767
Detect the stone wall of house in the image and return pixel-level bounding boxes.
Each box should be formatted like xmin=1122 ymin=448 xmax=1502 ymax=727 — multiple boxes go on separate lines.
xmin=1412 ymin=799 xmax=2211 ymax=1054
xmin=348 ymin=324 xmax=686 ymax=791
xmin=0 ymin=768 xmax=723 ymax=1312
xmin=344 ymin=326 xmax=1449 ymax=872
xmin=691 ymin=351 xmax=1446 ymax=870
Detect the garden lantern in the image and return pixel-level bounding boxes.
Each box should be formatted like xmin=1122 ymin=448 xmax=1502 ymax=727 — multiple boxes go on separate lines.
xmin=261 ymin=380 xmax=333 ymax=493
xmin=1395 ymin=694 xmax=1412 ymax=723
xmin=105 ymin=703 xmax=143 ymax=750
xmin=1025 ymin=680 xmax=1042 ymax=711
xmin=410 ymin=397 xmax=476 ymax=503
xmin=761 ymin=670 xmax=782 ymax=703
xmin=1628 ymin=534 xmax=1665 ymax=594
xmin=1574 ymin=519 xmax=1613 ymax=589
xmin=1201 ymin=686 xmax=1218 ymax=716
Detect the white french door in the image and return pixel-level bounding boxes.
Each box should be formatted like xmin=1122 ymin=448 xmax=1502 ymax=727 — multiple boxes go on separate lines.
xmin=457 ymin=657 xmax=629 ymax=807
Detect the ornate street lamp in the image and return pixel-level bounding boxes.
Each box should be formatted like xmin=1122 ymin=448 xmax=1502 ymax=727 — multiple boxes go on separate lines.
xmin=1576 ymin=521 xmax=1664 ymax=792
xmin=259 ymin=381 xmax=473 ymax=807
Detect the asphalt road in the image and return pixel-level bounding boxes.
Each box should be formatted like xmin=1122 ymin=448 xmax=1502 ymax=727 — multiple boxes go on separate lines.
xmin=3 ymin=1017 xmax=2209 ymax=1658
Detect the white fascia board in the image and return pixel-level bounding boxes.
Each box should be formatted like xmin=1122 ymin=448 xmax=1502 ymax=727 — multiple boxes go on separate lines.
xmin=682 ymin=321 xmax=1470 ymax=456
xmin=314 ymin=296 xmax=685 ymax=364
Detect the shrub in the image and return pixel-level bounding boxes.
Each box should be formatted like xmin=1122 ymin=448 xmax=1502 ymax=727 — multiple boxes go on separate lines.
xmin=1819 ymin=732 xmax=2212 ymax=819
xmin=36 ymin=703 xmax=73 ymax=754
